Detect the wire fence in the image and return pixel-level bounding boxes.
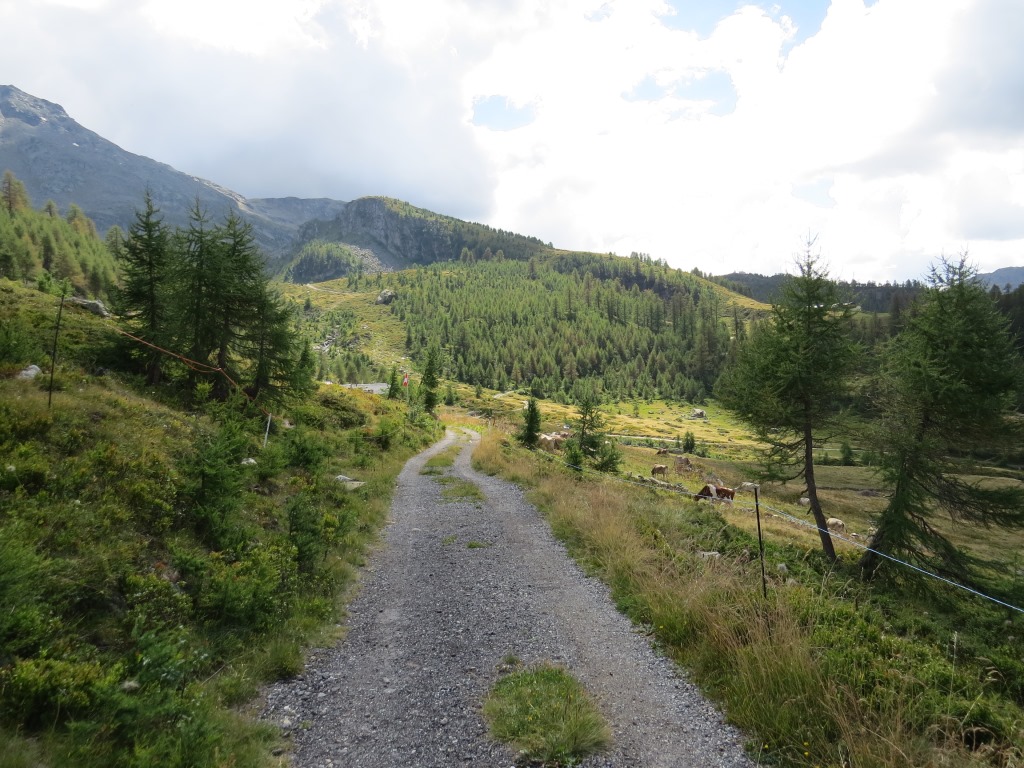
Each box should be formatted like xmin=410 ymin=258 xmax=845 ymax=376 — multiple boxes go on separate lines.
xmin=542 ymin=448 xmax=1024 ymax=615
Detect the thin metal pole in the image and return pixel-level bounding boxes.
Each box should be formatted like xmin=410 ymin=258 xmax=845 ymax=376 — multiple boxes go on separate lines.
xmin=755 ymin=486 xmax=768 ymax=599
xmin=48 ymin=291 xmax=66 ymax=409
xmin=263 ymin=412 xmax=272 ymax=448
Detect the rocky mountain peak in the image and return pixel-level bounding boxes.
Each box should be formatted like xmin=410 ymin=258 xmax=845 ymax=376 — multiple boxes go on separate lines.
xmin=0 ymin=85 xmax=72 ymax=127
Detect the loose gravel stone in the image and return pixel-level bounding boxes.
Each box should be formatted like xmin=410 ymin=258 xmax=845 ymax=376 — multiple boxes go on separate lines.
xmin=263 ymin=429 xmax=754 ymax=767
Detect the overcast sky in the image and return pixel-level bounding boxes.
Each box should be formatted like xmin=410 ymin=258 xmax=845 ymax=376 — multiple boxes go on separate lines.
xmin=2 ymin=0 xmax=1022 ymax=282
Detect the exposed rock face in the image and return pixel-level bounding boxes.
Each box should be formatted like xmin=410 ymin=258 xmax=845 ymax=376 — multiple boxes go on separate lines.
xmin=297 ymin=197 xmax=465 ymax=271
xmin=0 ymin=85 xmax=346 ymax=259
xmin=374 ymin=288 xmax=396 ymax=305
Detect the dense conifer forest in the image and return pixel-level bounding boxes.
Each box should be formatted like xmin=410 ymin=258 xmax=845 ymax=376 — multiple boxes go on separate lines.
xmin=386 ymin=251 xmax=742 ymax=402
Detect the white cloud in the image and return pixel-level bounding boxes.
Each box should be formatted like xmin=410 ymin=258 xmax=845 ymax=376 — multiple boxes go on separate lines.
xmin=139 ymin=0 xmax=328 ymax=54
xmin=0 ymin=0 xmax=1021 ymax=281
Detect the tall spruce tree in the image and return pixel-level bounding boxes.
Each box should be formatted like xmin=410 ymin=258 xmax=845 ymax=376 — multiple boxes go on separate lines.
xmin=117 ymin=191 xmax=172 ymax=384
xmin=860 ymin=257 xmax=1024 ymax=580
xmin=209 ymin=212 xmax=264 ymax=399
xmin=244 ymin=286 xmax=311 ymax=403
xmin=717 ymin=248 xmax=858 ymax=561
xmin=421 ymin=344 xmax=440 ymax=415
xmin=519 ymin=397 xmax=541 ymax=448
xmin=175 ymin=200 xmax=220 ymax=379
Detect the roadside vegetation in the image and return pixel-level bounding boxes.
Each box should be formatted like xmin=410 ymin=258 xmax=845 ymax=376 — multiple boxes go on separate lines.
xmin=0 ymin=273 xmax=439 ymax=766
xmin=473 ymin=427 xmax=1024 ymax=768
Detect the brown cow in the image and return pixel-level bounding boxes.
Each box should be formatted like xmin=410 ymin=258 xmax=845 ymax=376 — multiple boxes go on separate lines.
xmin=656 ymin=447 xmax=670 ymax=455
xmin=651 ymin=464 xmax=668 ymax=477
xmin=696 ymin=484 xmax=735 ymax=502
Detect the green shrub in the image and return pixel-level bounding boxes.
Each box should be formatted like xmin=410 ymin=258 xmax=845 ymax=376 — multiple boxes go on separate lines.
xmin=284 ymin=426 xmax=331 ymax=471
xmin=563 ymin=439 xmax=584 ymax=471
xmin=191 ymin=545 xmax=297 ymax=634
xmin=287 ymin=492 xmax=327 ymax=576
xmin=0 ymin=317 xmax=39 ymax=366
xmin=0 ymin=657 xmax=114 ymax=728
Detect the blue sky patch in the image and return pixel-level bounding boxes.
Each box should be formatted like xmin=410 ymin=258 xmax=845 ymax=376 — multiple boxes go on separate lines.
xmin=625 ymin=70 xmax=737 ymax=116
xmin=659 ymin=0 xmax=833 ymax=45
xmin=793 ymin=177 xmax=835 ymax=208
xmin=471 ymin=95 xmax=535 ymax=131
xmin=674 ymin=70 xmax=737 ymax=115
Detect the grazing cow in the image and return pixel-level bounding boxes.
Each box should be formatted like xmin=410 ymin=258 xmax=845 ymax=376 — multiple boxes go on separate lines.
xmin=826 ymin=518 xmax=846 ymax=534
xmin=656 ymin=447 xmax=670 ymax=455
xmin=798 ymin=497 xmax=811 ymax=507
xmin=692 ymin=408 xmax=706 ymax=418
xmin=696 ymin=483 xmax=718 ymax=500
xmin=675 ymin=456 xmax=691 ymax=470
xmin=652 ymin=464 xmax=668 ymax=478
xmin=539 ymin=434 xmax=558 ymax=453
xmin=715 ymin=486 xmax=736 ymax=502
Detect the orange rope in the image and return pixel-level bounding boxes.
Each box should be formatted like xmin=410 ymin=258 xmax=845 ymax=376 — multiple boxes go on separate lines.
xmin=107 ymin=322 xmax=271 ymax=417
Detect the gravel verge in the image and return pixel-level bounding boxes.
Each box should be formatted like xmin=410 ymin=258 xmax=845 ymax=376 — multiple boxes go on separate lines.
xmin=262 ymin=428 xmax=755 ymax=767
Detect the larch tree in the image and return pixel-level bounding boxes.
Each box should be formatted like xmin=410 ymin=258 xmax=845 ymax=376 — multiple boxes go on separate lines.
xmin=1 ymin=171 xmax=30 ymax=216
xmin=859 ymin=257 xmax=1024 ymax=580
xmin=716 ymin=247 xmax=858 ymax=561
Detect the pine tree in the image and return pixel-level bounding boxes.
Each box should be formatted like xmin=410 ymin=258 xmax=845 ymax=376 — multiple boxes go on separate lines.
xmin=519 ymin=397 xmax=541 ymax=448
xmin=386 ymin=366 xmax=401 ymax=399
xmin=244 ymin=287 xmax=307 ymax=403
xmin=118 ymin=191 xmax=172 ymax=384
xmin=716 ymin=246 xmax=858 ymax=562
xmin=860 ymin=257 xmax=1024 ymax=579
xmin=421 ymin=344 xmax=440 ymax=415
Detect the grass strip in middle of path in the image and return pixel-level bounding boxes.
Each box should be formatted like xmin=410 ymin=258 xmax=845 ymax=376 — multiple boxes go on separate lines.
xmin=483 ymin=661 xmax=610 ymax=766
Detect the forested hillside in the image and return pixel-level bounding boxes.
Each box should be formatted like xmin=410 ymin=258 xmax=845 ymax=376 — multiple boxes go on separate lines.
xmin=0 ymin=171 xmax=118 ymax=298
xmin=384 ymin=251 xmax=756 ymax=402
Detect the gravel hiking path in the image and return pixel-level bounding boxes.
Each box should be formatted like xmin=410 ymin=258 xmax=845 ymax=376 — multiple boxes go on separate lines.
xmin=263 ymin=429 xmax=754 ymax=768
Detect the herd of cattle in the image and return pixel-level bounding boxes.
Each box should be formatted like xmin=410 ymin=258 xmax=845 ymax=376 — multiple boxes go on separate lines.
xmin=537 ymin=430 xmax=850 ymax=537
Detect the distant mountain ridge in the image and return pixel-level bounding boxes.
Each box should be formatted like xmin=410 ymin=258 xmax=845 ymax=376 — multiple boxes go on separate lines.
xmin=0 ymin=84 xmax=345 ymax=257
xmin=980 ymin=267 xmax=1024 ymax=290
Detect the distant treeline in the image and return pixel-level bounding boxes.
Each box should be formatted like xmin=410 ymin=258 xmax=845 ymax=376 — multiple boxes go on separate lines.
xmin=715 ymin=271 xmax=925 ymax=314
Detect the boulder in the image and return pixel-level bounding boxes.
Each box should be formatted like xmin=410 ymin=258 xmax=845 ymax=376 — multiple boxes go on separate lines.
xmin=17 ymin=364 xmax=42 ymax=379
xmin=375 ymin=289 xmax=397 ymax=305
xmin=68 ymin=297 xmax=110 ymax=318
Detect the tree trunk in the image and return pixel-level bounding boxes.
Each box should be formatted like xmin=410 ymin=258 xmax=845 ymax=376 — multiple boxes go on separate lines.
xmin=804 ymin=417 xmax=836 ymax=561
